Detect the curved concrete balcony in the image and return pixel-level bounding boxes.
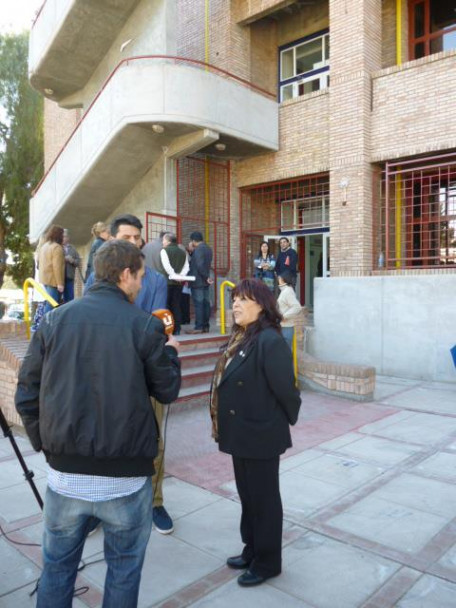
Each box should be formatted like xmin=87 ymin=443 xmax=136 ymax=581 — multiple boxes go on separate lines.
xmin=30 ymin=57 xmax=279 ymax=243
xmin=29 ymin=0 xmax=141 ymax=100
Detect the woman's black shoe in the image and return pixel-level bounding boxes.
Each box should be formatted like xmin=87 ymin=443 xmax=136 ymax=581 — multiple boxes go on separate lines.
xmin=226 ymin=555 xmax=250 ymax=570
xmin=238 ymin=569 xmax=278 ymax=586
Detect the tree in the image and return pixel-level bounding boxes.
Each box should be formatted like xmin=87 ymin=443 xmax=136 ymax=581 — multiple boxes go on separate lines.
xmin=0 ymin=31 xmax=43 ymax=289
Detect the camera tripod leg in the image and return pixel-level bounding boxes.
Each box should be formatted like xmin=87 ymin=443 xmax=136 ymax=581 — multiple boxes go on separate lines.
xmin=0 ymin=408 xmax=43 ymax=510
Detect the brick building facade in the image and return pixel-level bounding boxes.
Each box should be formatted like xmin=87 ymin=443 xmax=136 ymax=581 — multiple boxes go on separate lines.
xmin=29 ymin=0 xmax=456 ymax=381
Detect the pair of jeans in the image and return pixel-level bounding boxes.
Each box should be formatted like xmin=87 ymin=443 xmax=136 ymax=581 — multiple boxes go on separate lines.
xmin=191 ymin=286 xmax=210 ymax=330
xmin=281 ymin=326 xmax=294 ymax=351
xmin=38 ymin=478 xmax=153 ymax=608
xmin=63 ymin=280 xmax=74 ymax=303
xmin=44 ymin=285 xmax=60 ymax=314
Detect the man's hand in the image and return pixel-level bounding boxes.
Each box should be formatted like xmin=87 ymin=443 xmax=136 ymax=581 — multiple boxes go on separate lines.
xmin=166 ymin=335 xmax=180 ymax=353
xmin=207 ymin=278 xmax=214 ymax=285
xmin=57 ymin=285 xmax=64 ymax=293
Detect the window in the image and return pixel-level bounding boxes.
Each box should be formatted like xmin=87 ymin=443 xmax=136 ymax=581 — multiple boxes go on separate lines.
xmin=409 ymin=0 xmax=456 ymax=60
xmin=281 ymin=195 xmax=329 ymax=232
xmin=279 ymin=30 xmax=329 ymax=102
xmin=377 ymin=155 xmax=456 ymax=269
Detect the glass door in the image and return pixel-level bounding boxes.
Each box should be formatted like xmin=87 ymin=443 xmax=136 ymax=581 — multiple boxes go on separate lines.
xmin=303 ymin=232 xmax=329 ymax=309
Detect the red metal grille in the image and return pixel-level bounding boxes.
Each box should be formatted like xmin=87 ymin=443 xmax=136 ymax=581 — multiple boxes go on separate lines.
xmin=239 ymin=174 xmax=330 ymax=277
xmin=376 ymin=154 xmax=456 ymax=269
xmin=145 ymin=213 xmax=177 ymax=243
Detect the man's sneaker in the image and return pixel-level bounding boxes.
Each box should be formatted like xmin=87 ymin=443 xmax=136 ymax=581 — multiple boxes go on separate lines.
xmin=153 ymin=506 xmax=174 ymax=534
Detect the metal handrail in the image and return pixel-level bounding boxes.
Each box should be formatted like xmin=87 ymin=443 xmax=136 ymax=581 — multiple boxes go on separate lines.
xmin=23 ymin=278 xmax=59 ymax=339
xmin=292 ymin=328 xmax=298 ymax=383
xmin=219 ymin=280 xmax=235 ymax=335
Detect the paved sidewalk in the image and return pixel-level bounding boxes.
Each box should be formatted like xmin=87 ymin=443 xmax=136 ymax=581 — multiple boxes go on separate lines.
xmin=1 ymin=376 xmax=456 ymax=607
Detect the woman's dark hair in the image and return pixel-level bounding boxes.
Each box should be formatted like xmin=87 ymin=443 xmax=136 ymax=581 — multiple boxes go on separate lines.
xmin=231 ymin=278 xmax=282 ymax=349
xmin=279 ymin=270 xmax=294 ymax=286
xmin=94 ymin=240 xmax=144 ymax=284
xmin=257 ymin=241 xmax=270 ymax=258
xmin=45 ymin=224 xmax=64 ymax=245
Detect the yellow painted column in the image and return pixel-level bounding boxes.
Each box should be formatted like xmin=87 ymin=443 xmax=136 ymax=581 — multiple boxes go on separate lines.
xmin=394 ymin=0 xmax=403 ymax=267
xmin=204 ymin=157 xmax=210 ymax=242
xmin=396 ymin=0 xmax=402 ymax=66
xmin=205 ymin=0 xmax=209 ymax=69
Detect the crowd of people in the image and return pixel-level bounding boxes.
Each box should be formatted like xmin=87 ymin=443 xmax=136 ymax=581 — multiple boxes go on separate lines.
xmin=16 ymin=219 xmax=303 ymax=606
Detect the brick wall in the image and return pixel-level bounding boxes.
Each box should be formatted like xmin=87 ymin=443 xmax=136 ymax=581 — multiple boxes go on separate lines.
xmin=233 ymin=0 xmax=296 ymax=25
xmin=328 ymin=0 xmax=382 ymax=276
xmin=0 ymin=324 xmax=28 ymax=427
xmin=44 ymin=99 xmax=80 ymax=172
xmin=276 ymin=0 xmax=328 ymax=46
xmin=382 ymin=0 xmax=408 ymax=69
xmin=371 ymin=51 xmax=456 ymax=162
xmin=236 ymin=89 xmax=329 ymax=187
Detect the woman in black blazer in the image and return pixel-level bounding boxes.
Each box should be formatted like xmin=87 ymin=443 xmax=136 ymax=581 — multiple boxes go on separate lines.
xmin=210 ymin=278 xmax=301 ymax=587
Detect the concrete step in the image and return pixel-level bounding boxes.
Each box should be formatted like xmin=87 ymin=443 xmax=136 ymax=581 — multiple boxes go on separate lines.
xmin=179 ymin=346 xmax=220 ymax=370
xmin=177 ymin=333 xmax=226 ymax=353
xmin=181 ymin=364 xmax=215 ymax=390
xmin=175 ymin=382 xmax=211 ymax=410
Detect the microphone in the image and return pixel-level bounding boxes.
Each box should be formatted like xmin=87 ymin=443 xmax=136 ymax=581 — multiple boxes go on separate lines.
xmin=151 ymin=309 xmax=175 ymax=335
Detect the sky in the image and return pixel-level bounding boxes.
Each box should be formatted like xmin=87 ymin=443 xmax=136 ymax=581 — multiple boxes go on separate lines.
xmin=0 ymin=0 xmax=43 ymax=34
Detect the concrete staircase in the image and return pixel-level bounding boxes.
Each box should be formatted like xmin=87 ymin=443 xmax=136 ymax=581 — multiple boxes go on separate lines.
xmin=177 ymin=333 xmax=225 ymax=407
xmin=0 ymin=323 xmax=224 ymax=425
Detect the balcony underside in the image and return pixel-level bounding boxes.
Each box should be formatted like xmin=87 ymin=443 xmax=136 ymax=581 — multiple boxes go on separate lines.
xmin=30 ymin=0 xmax=141 ymax=100
xmin=30 ymin=60 xmax=279 ymax=244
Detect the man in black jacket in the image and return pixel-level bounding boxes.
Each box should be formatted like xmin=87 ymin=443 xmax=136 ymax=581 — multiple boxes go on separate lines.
xmin=186 ymin=230 xmax=213 ymax=334
xmin=15 ymin=240 xmax=181 ymax=608
xmin=275 ymin=237 xmax=298 ymax=288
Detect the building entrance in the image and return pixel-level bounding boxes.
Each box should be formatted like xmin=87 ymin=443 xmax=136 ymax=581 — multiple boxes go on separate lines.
xmin=298 ymin=232 xmax=330 ymax=309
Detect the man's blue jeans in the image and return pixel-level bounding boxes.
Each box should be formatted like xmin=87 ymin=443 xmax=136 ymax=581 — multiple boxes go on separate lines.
xmin=63 ymin=280 xmax=74 ymax=303
xmin=37 ymin=478 xmax=153 ymax=608
xmin=191 ymin=286 xmax=210 ymax=330
xmin=44 ymin=285 xmax=60 ymax=314
xmin=281 ymin=326 xmax=294 ymax=351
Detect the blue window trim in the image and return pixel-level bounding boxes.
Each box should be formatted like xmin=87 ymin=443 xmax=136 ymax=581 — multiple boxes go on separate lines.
xmin=280 ymin=65 xmax=329 ymax=86
xmin=278 ymin=28 xmax=330 ymax=101
xmin=281 ymin=227 xmax=330 ymax=237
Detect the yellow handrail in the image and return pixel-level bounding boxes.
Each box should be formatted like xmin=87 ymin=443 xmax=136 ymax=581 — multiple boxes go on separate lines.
xmin=220 ymin=280 xmax=235 ymax=335
xmin=23 ymin=278 xmax=59 ymax=339
xmin=292 ymin=328 xmax=298 ymax=383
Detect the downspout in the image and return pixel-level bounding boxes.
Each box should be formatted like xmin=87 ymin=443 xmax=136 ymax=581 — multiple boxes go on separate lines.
xmin=205 ymin=157 xmax=210 ymax=242
xmin=205 ymin=0 xmax=209 ymax=69
xmin=204 ymin=0 xmax=210 ymax=242
xmin=395 ymin=0 xmax=402 ymax=267
xmin=396 ymin=0 xmax=402 ymax=66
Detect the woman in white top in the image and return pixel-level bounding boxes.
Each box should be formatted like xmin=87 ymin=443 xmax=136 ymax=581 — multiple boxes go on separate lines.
xmin=277 ymin=270 xmax=302 ymax=350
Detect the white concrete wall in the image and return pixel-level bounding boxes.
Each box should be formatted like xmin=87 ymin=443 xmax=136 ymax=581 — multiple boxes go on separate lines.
xmin=69 ymin=0 xmax=177 ymax=109
xmin=30 ymin=60 xmax=278 ymax=241
xmin=311 ymin=275 xmax=456 ymax=383
xmin=29 ymin=0 xmax=73 ymax=73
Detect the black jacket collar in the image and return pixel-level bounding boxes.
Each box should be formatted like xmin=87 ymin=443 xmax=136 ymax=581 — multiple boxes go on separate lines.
xmin=86 ymin=280 xmax=130 ymax=302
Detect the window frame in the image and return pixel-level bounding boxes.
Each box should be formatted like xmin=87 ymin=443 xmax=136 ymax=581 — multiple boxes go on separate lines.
xmin=408 ymin=0 xmax=456 ymax=60
xmin=278 ymin=29 xmax=330 ymax=103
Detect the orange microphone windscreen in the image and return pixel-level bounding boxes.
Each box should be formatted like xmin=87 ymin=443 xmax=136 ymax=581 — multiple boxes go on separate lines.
xmin=151 ymin=309 xmax=175 ymax=335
